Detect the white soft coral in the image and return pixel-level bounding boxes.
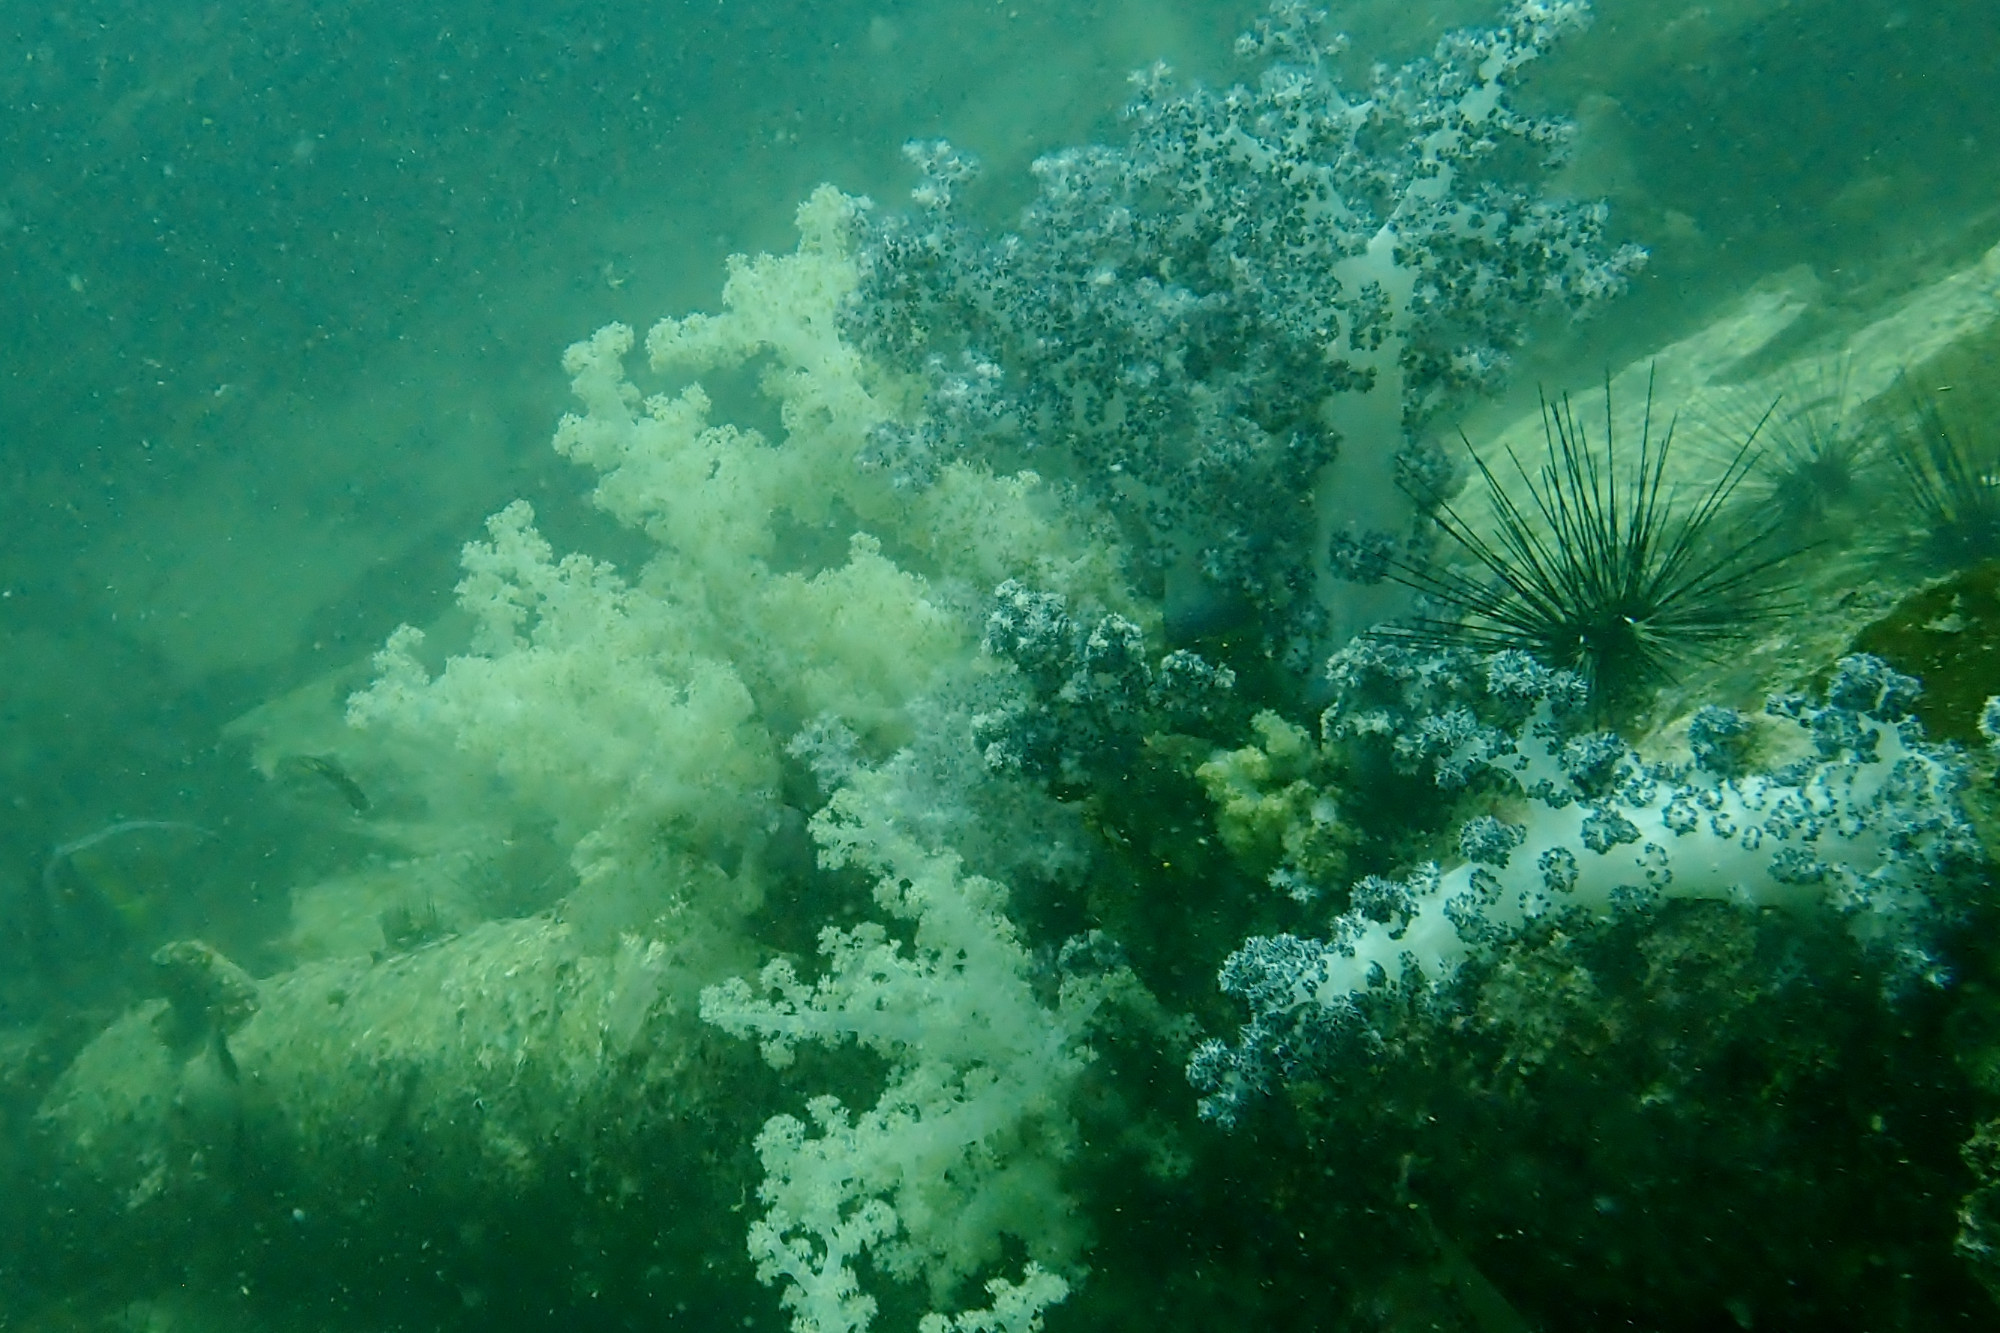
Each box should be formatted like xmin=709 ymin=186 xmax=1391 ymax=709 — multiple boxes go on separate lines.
xmin=702 ymin=760 xmax=1099 ymax=1333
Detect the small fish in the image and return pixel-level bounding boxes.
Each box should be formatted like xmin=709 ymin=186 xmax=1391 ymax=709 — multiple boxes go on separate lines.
xmin=279 ymin=754 xmax=370 ymax=813
xmin=42 ymin=819 xmax=216 ymax=898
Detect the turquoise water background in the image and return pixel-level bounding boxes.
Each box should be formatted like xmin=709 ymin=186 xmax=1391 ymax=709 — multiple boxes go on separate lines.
xmin=2 ymin=0 xmax=1995 ymax=965
xmin=4 ymin=0 xmax=2000 ymax=1328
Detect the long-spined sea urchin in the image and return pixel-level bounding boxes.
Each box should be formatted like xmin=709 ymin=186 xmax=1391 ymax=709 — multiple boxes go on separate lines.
xmin=1378 ymin=375 xmax=1796 ymax=717
xmin=1889 ymin=387 xmax=2000 ymax=570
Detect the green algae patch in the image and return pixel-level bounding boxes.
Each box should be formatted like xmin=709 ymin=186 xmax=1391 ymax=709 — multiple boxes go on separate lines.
xmin=1851 ymin=558 xmax=2000 ymax=743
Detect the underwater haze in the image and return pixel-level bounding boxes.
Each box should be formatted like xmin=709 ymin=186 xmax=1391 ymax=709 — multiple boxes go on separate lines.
xmin=5 ymin=0 xmax=2000 ymax=1330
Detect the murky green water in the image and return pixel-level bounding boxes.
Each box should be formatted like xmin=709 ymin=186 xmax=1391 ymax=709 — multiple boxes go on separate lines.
xmin=4 ymin=2 xmax=2000 ymax=1330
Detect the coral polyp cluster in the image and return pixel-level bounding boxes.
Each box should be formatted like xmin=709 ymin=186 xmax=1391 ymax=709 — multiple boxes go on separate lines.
xmin=1191 ymin=652 xmax=1975 ymax=1125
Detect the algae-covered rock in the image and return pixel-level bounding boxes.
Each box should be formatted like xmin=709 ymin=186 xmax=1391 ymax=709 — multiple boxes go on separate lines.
xmin=1851 ymin=558 xmax=2000 ymax=744
xmin=31 ymin=914 xmax=766 ymax=1322
xmin=1960 ymin=1119 xmax=2000 ymax=1305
